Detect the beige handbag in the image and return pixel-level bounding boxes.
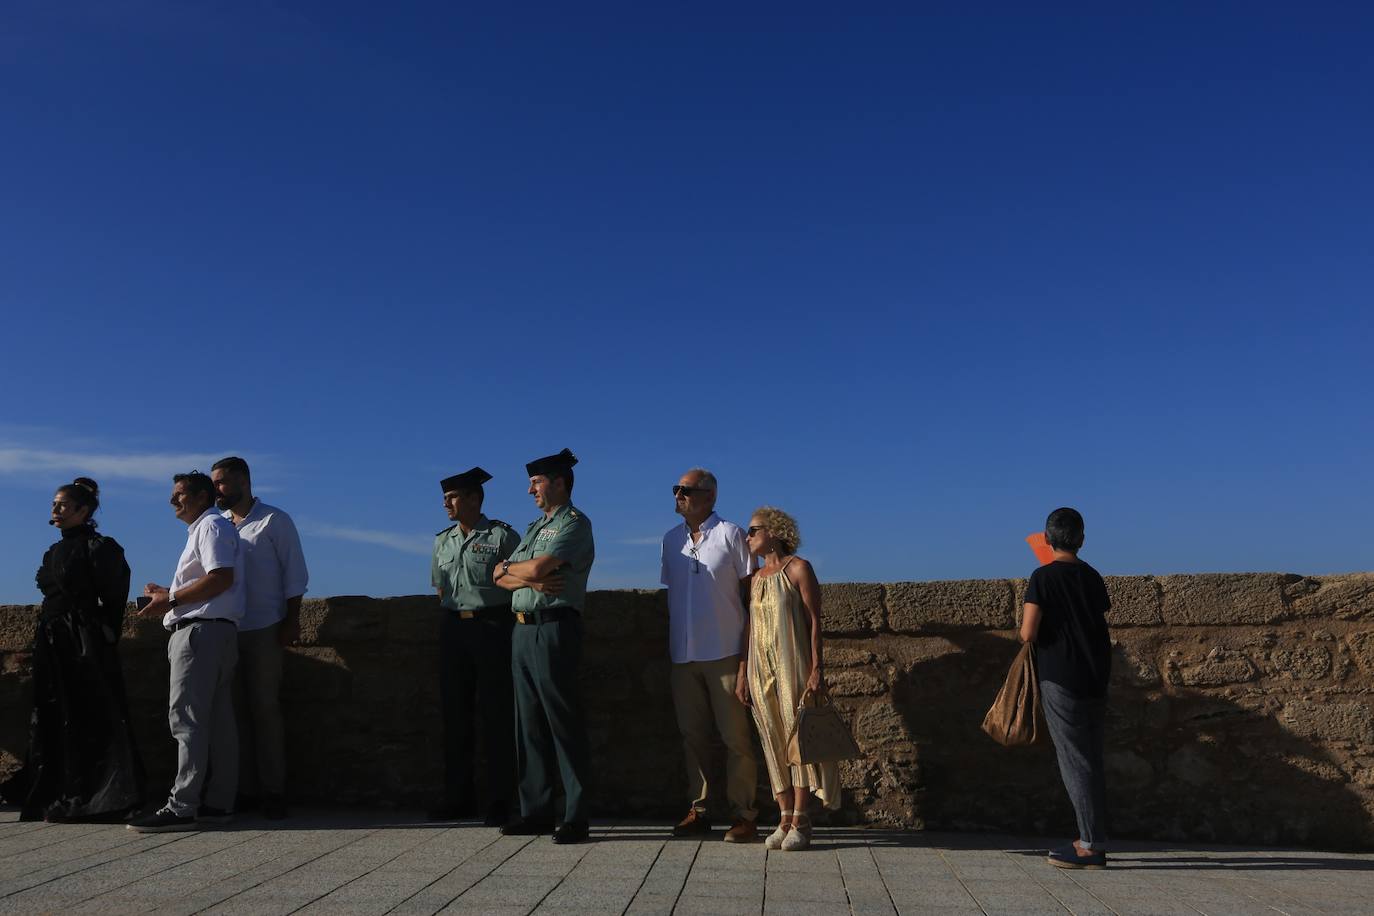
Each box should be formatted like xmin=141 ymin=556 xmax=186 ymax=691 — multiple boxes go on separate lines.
xmin=981 ymin=641 xmax=1041 ymax=746
xmin=787 ymin=688 xmax=862 ymax=765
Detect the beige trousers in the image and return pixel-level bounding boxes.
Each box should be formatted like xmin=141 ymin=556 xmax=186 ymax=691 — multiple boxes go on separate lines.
xmin=669 ymin=654 xmax=758 ymax=821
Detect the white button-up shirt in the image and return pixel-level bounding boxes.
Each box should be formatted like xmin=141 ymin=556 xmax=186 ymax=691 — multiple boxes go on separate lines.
xmin=660 ymin=513 xmax=755 ymax=664
xmin=225 ymin=498 xmax=310 ymax=632
xmin=165 ymin=507 xmax=246 ymax=629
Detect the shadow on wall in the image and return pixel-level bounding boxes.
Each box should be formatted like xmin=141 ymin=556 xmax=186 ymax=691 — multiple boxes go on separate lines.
xmin=886 ymin=631 xmax=1372 ymax=850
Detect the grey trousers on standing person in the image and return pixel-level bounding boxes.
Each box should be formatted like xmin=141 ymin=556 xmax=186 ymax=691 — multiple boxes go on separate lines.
xmin=166 ymin=620 xmax=239 ymax=816
xmin=235 ymin=622 xmax=286 ymax=796
xmin=1039 ymin=679 xmax=1109 ymax=849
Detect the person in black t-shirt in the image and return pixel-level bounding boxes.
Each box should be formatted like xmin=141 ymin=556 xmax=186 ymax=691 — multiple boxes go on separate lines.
xmin=1020 ymin=507 xmax=1111 ymax=869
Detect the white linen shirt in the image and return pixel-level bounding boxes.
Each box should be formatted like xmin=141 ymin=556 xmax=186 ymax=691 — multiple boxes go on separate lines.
xmin=660 ymin=513 xmax=755 ymax=664
xmin=225 ymin=498 xmax=310 ymax=632
xmin=164 ymin=507 xmax=246 ymax=629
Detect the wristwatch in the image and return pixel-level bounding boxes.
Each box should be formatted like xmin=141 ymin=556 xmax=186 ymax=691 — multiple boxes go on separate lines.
xmin=500 ymin=560 xmax=512 ymax=577
xmin=168 ymin=589 xmax=179 ymax=610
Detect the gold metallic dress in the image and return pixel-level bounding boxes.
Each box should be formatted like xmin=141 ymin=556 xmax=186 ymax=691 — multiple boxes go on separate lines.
xmin=748 ymin=561 xmax=840 ymax=808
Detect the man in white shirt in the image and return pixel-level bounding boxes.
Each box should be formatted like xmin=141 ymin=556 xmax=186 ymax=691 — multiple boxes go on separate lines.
xmin=212 ymin=456 xmax=309 ymax=820
xmin=129 ymin=471 xmax=245 ymax=833
xmin=660 ymin=468 xmax=758 ymax=843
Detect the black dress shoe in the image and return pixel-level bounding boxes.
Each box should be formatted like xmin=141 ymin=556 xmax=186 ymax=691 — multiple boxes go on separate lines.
xmin=552 ymin=821 xmax=589 ymax=845
xmin=483 ymin=803 xmax=510 ymax=828
xmin=500 ymin=817 xmax=553 ymax=836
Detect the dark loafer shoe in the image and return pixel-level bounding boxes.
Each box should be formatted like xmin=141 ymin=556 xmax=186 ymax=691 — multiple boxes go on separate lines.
xmin=672 ymin=809 xmax=711 ymax=837
xmin=552 ymin=821 xmax=589 ymax=845
xmin=500 ymin=817 xmax=554 ymax=836
xmin=1048 ymin=845 xmax=1107 ymax=869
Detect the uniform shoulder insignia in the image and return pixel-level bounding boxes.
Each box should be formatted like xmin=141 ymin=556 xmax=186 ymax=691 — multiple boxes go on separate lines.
xmin=568 ymin=510 xmax=580 ymax=519
xmin=435 ymin=524 xmax=457 ymax=537
xmin=491 ymin=519 xmax=514 ymax=530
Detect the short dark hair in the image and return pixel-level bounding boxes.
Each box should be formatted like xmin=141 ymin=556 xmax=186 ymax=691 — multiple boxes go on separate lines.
xmin=453 ymin=484 xmax=485 ymax=505
xmin=1045 ymin=507 xmax=1085 ymax=552
xmin=553 ymin=468 xmax=574 ymax=495
xmin=173 ymin=471 xmax=216 ymax=506
xmin=211 ymin=455 xmax=251 ymax=482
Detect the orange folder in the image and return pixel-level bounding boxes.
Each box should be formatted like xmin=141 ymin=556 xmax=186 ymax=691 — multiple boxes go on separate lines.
xmin=1026 ymin=532 xmax=1055 ymax=566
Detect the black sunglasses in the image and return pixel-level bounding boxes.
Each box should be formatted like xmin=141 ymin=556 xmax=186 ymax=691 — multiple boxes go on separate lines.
xmin=747 ymin=525 xmax=766 ymax=536
xmin=672 ymin=485 xmax=709 ymax=497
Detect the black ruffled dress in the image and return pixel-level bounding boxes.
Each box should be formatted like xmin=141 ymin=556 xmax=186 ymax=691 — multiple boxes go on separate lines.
xmin=1 ymin=525 xmax=145 ymax=821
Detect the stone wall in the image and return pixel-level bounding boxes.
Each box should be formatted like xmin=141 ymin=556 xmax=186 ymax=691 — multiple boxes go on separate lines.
xmin=3 ymin=571 xmax=1373 ymax=849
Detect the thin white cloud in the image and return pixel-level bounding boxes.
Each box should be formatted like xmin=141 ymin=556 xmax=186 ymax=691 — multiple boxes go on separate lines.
xmin=617 ymin=536 xmax=663 ymax=546
xmin=300 ymin=521 xmax=432 ymax=557
xmin=0 ymin=447 xmax=226 ymax=483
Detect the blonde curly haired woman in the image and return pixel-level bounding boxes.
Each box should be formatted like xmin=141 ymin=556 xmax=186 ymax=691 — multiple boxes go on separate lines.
xmin=735 ymin=507 xmax=839 ymax=851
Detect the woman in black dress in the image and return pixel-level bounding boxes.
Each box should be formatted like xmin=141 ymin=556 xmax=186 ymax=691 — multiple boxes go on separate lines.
xmin=1 ymin=478 xmax=145 ymax=821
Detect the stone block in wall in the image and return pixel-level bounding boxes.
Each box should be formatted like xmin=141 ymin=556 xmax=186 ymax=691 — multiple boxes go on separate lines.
xmin=1265 ymin=646 xmax=1333 ymax=681
xmin=381 ymin=596 xmax=446 ymax=644
xmin=826 ymin=668 xmax=887 ymax=697
xmin=822 ymin=584 xmax=884 ymax=635
xmin=1168 ymin=649 xmax=1258 ymax=687
xmin=886 ymin=580 xmax=1013 ymax=633
xmin=308 ymin=596 xmax=388 ymax=645
xmin=1105 ymin=576 xmax=1163 ymax=627
xmin=1281 ymin=700 xmax=1374 ymax=747
xmin=824 ymin=645 xmax=876 ymax=668
xmin=0 ymin=606 xmax=36 ymax=652
xmin=1348 ymin=632 xmax=1374 ymax=676
xmin=1159 ymin=573 xmax=1295 ymax=626
xmin=1288 ymin=574 xmax=1374 ymax=621
xmin=1110 ymin=637 xmax=1162 ymax=687
xmin=855 ymin=700 xmax=912 ymax=748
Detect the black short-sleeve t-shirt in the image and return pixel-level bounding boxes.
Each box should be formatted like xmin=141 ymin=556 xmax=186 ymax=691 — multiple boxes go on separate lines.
xmin=1025 ymin=559 xmax=1112 ymax=698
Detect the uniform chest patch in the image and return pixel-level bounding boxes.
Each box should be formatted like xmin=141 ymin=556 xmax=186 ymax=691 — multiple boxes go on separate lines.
xmin=470 ymin=543 xmax=500 ymax=556
xmin=536 ymin=528 xmax=559 ymax=540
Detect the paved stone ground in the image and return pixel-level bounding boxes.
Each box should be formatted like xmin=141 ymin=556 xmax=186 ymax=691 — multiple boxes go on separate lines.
xmin=0 ymin=810 xmax=1371 ymax=915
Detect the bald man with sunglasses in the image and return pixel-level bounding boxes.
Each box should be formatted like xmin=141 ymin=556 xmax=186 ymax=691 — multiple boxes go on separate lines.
xmin=660 ymin=468 xmax=758 ymax=843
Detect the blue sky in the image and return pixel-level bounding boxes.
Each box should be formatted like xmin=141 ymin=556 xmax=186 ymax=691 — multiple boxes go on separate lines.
xmin=1 ymin=1 xmax=1371 ymax=602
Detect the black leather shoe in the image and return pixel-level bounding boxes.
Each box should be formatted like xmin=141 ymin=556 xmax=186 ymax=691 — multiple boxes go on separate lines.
xmin=483 ymin=803 xmax=510 ymax=828
xmin=552 ymin=821 xmax=589 ymax=845
xmin=500 ymin=817 xmax=553 ymax=836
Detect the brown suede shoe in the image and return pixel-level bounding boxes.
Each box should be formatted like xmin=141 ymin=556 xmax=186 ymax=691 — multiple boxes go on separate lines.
xmin=723 ymin=818 xmax=758 ymax=843
xmin=672 ymin=809 xmax=712 ymax=837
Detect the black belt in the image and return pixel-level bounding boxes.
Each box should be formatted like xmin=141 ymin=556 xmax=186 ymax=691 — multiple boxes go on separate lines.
xmin=513 ymin=608 xmax=580 ymax=625
xmin=450 ymin=605 xmax=511 ymax=621
xmin=172 ymin=617 xmax=236 ymax=632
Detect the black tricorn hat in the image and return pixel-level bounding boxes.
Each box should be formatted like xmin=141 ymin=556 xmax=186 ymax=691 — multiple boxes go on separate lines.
xmin=525 ymin=448 xmax=578 ymax=479
xmin=440 ymin=467 xmax=493 ymax=493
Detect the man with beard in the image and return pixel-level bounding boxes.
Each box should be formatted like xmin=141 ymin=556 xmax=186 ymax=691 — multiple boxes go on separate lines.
xmin=210 ymin=456 xmax=309 ymax=820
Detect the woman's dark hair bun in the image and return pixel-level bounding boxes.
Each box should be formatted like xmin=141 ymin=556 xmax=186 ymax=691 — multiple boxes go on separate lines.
xmin=72 ymin=477 xmax=100 ymax=496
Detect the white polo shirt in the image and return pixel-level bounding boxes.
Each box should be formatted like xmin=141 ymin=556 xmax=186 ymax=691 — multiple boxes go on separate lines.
xmin=165 ymin=507 xmax=246 ymax=629
xmin=660 ymin=513 xmax=755 ymax=664
xmin=225 ymin=498 xmax=310 ymax=632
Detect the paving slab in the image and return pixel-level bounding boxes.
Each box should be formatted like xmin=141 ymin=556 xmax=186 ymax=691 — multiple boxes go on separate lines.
xmin=0 ymin=811 xmax=1371 ymax=914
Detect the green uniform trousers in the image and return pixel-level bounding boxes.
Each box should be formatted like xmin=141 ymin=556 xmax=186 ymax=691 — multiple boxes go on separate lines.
xmin=511 ymin=614 xmax=590 ymax=823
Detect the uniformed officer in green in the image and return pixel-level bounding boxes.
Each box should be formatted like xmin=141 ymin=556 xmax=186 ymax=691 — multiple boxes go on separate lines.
xmin=430 ymin=467 xmax=521 ymax=826
xmin=494 ymin=448 xmax=596 ymax=844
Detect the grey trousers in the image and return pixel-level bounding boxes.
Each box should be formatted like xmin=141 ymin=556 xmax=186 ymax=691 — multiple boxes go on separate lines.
xmin=1040 ymin=679 xmax=1109 ymax=849
xmin=235 ymin=622 xmax=286 ymax=796
xmin=670 ymin=655 xmax=758 ymax=821
xmin=166 ymin=620 xmax=239 ymax=816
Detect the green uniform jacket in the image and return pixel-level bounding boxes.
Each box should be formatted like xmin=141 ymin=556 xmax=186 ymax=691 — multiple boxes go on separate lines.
xmin=509 ymin=503 xmax=595 ymax=613
xmin=431 ymin=515 xmax=521 ymax=611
